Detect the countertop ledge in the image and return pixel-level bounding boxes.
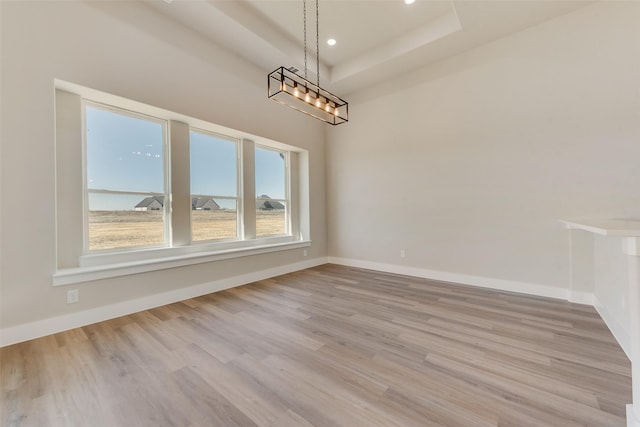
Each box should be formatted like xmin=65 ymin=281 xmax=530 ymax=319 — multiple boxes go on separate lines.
xmin=560 ymin=218 xmax=640 ymax=237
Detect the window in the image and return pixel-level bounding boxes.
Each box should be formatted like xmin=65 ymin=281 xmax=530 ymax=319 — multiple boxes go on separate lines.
xmin=190 ymin=130 xmax=239 ymax=242
xmin=255 ymin=146 xmax=288 ymax=237
xmin=85 ymin=105 xmax=167 ymax=251
xmin=54 ymin=81 xmax=310 ymax=284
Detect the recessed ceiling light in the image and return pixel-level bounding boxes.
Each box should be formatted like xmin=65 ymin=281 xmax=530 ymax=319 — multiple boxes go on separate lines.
xmin=327 ymin=38 xmax=336 ymax=46
xmin=404 ymin=0 xmax=415 ymax=4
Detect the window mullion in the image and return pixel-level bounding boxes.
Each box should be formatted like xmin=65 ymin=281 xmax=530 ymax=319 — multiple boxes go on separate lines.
xmin=169 ymin=120 xmax=191 ymax=247
xmin=241 ymin=139 xmax=256 ymax=240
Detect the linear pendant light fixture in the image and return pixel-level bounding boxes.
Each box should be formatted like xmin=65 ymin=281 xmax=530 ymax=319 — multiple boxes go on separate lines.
xmin=267 ymin=0 xmax=348 ymax=125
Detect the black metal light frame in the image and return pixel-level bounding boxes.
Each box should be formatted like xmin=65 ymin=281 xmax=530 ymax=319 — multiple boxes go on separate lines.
xmin=268 ymin=66 xmax=349 ymax=126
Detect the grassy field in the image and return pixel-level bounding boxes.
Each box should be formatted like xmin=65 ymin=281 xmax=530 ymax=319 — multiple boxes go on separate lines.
xmin=88 ymin=210 xmax=286 ymax=251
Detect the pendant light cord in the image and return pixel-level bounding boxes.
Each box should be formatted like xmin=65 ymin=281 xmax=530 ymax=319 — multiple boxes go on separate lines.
xmin=303 ymin=0 xmax=308 ymax=79
xmin=316 ymin=0 xmax=320 ymax=87
xmin=303 ymin=0 xmax=320 ymax=86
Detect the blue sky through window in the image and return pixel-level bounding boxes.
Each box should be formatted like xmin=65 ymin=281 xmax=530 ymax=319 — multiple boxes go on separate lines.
xmin=86 ymin=106 xmax=287 ymax=211
xmin=256 ymin=146 xmax=285 ymax=200
xmin=86 ymin=106 xmax=164 ymax=196
xmin=190 ymin=131 xmax=237 ymax=197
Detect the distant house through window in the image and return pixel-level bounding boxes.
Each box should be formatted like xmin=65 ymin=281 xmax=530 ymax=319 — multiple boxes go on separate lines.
xmin=192 ymin=197 xmax=220 ymax=211
xmin=134 ymin=196 xmax=164 ymax=211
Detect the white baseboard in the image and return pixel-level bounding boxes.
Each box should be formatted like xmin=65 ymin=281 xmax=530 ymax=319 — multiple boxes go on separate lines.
xmin=327 ymin=257 xmax=570 ymax=301
xmin=0 ymin=257 xmax=328 ymax=347
xmin=593 ymin=295 xmax=632 ymax=360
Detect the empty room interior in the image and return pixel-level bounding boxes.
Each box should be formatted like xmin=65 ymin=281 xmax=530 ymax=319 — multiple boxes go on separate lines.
xmin=1 ymin=0 xmax=640 ymax=426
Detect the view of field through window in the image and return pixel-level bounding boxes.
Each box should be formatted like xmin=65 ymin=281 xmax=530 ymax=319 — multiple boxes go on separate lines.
xmin=255 ymin=146 xmax=288 ymax=237
xmin=89 ymin=210 xmax=287 ymax=250
xmin=86 ymin=106 xmax=289 ymax=251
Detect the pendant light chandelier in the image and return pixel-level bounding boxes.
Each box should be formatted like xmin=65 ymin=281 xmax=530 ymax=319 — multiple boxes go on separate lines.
xmin=267 ymin=0 xmax=349 ymax=125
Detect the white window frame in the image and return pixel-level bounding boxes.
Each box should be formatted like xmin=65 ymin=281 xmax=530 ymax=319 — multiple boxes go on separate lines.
xmin=189 ymin=128 xmax=241 ymax=244
xmin=53 ymin=80 xmax=311 ymax=286
xmin=82 ymin=101 xmax=171 ymax=253
xmin=255 ymin=144 xmax=291 ymax=238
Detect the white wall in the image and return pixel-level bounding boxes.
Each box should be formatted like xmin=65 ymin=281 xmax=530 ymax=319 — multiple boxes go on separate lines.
xmin=327 ymin=1 xmax=640 ymax=295
xmin=594 ymin=235 xmax=632 ymax=355
xmin=0 ymin=1 xmax=327 ymax=338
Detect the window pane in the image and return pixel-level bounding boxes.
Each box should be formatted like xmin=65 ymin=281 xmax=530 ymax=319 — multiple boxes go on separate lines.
xmin=88 ymin=193 xmax=164 ymax=251
xmin=255 ymin=146 xmax=285 ymax=200
xmin=256 ymin=201 xmax=286 ymax=237
xmin=190 ymin=131 xmax=238 ymax=241
xmin=86 ymin=106 xmax=164 ymax=193
xmin=192 ymin=199 xmax=237 ymax=241
xmin=190 ymin=131 xmax=237 ymax=197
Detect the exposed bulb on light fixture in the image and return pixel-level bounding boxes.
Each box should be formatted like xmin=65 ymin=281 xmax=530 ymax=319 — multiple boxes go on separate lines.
xmin=404 ymin=0 xmax=415 ymax=4
xmin=327 ymin=38 xmax=336 ymax=46
xmin=325 ymin=104 xmax=331 ymax=113
xmin=334 ymin=108 xmax=339 ymax=116
xmin=315 ymin=99 xmax=322 ymax=108
xmin=305 ymin=92 xmax=311 ymax=103
xmin=294 ymin=86 xmax=300 ymax=97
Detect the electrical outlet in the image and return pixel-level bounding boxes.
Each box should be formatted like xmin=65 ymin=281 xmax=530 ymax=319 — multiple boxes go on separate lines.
xmin=67 ymin=289 xmax=79 ymax=304
xmin=400 ymin=249 xmax=406 ymax=258
xmin=303 ymin=249 xmax=308 ymax=257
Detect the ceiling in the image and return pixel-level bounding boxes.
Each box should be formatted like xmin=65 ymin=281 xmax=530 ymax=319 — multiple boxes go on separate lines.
xmin=147 ymin=0 xmax=592 ymax=96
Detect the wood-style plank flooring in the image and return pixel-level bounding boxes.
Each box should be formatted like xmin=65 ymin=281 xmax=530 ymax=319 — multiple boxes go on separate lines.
xmin=1 ymin=264 xmax=632 ymax=426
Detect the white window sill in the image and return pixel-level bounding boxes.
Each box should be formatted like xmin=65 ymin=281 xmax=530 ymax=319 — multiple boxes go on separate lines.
xmin=53 ymin=240 xmax=311 ymax=286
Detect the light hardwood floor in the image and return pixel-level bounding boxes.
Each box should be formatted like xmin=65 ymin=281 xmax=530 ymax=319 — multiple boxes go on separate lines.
xmin=1 ymin=264 xmax=632 ymax=426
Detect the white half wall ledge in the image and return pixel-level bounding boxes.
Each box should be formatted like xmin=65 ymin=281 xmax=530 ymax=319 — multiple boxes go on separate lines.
xmin=594 ymin=295 xmax=632 ymax=360
xmin=327 ymin=257 xmax=571 ymax=301
xmin=561 ymin=218 xmax=640 ymax=237
xmin=628 ymin=404 xmax=640 ymax=427
xmin=0 ymin=257 xmax=329 ymax=348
